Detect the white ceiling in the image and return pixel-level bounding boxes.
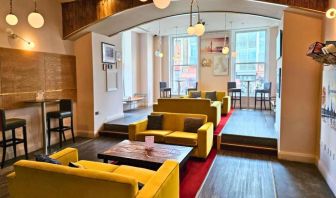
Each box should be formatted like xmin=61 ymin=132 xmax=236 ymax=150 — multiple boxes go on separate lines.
xmin=132 ymin=12 xmax=280 ymax=36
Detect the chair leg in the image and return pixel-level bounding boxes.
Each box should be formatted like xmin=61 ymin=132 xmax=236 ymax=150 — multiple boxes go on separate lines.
xmin=255 ymin=92 xmax=257 ymax=109
xmin=47 ymin=118 xmax=51 ymax=148
xmin=11 ymin=129 xmax=16 ymax=158
xmin=23 ymin=126 xmax=28 ymax=159
xmin=239 ymin=91 xmax=242 ymax=109
xmin=59 ymin=118 xmax=63 ymax=148
xmin=1 ymin=144 xmax=6 ymax=169
xmin=70 ymin=116 xmax=75 ymax=143
xmin=62 ymin=132 xmax=66 ymax=142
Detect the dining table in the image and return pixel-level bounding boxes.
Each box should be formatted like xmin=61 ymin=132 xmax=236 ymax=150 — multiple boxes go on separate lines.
xmin=25 ymin=99 xmax=60 ymax=155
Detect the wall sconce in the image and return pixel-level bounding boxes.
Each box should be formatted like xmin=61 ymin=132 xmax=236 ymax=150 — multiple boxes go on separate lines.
xmin=6 ymin=28 xmax=35 ymax=49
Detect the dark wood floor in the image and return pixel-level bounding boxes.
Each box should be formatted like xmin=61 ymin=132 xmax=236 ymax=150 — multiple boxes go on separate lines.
xmin=222 ymin=109 xmax=277 ymax=139
xmin=1 ymin=137 xmax=334 ymax=198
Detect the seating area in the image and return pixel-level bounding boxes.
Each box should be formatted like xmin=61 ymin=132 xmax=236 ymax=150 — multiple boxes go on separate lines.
xmin=1 ymin=1 xmax=336 ymax=198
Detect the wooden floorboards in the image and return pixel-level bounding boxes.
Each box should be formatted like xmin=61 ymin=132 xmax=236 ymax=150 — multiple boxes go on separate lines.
xmin=1 ymin=137 xmax=335 ymax=198
xmin=198 ymin=150 xmax=335 ymax=198
xmin=222 ymin=109 xmax=277 ymax=139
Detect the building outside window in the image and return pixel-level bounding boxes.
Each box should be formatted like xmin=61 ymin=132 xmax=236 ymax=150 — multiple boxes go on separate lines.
xmin=171 ymin=36 xmax=198 ymax=95
xmin=234 ymin=30 xmax=266 ymax=96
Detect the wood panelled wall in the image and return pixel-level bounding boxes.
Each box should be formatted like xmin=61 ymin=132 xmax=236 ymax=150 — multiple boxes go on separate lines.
xmin=0 ymin=48 xmax=76 ymax=109
xmin=61 ymin=0 xmax=328 ymax=39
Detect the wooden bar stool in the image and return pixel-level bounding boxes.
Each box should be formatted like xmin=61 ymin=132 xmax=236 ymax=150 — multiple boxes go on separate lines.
xmin=255 ymin=82 xmax=272 ymax=110
xmin=160 ymin=82 xmax=172 ymax=98
xmin=47 ymin=99 xmax=75 ymax=148
xmin=0 ymin=109 xmax=28 ymax=168
xmin=227 ymin=82 xmax=242 ymax=109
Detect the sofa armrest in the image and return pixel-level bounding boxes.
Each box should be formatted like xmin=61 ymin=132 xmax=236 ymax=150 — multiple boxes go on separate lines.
xmin=197 ymin=122 xmax=214 ymax=158
xmin=137 ymin=160 xmax=179 ymax=198
xmin=129 ymin=119 xmax=148 ymax=141
xmin=49 ymin=148 xmax=78 ymax=166
xmin=222 ymin=96 xmax=231 ymax=114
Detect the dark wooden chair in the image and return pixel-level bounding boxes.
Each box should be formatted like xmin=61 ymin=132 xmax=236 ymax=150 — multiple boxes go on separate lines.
xmin=0 ymin=109 xmax=28 ymax=168
xmin=47 ymin=99 xmax=75 ymax=148
xmin=227 ymin=82 xmax=242 ymax=109
xmin=187 ymin=82 xmax=198 ymax=95
xmin=255 ymin=82 xmax=272 ymax=110
xmin=160 ymin=82 xmax=172 ymax=98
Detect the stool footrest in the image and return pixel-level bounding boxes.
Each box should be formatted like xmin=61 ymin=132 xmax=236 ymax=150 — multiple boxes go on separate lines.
xmin=0 ymin=138 xmax=25 ymax=147
xmin=49 ymin=126 xmax=72 ymax=132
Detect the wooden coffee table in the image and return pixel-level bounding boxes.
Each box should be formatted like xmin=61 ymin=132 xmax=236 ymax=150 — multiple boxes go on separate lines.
xmin=97 ymin=140 xmax=193 ymax=170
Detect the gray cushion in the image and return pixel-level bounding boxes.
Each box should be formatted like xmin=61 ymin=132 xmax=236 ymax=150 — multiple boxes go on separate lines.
xmin=184 ymin=117 xmax=204 ymax=133
xmin=190 ymin=91 xmax=201 ymax=98
xmin=205 ymin=91 xmax=217 ymax=101
xmin=147 ymin=115 xmax=163 ymax=130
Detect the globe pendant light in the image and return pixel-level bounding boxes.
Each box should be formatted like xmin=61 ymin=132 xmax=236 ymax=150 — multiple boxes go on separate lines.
xmin=155 ymin=21 xmax=163 ymax=58
xmin=326 ymin=8 xmax=336 ymax=19
xmin=186 ymin=0 xmax=205 ymax=37
xmin=28 ymin=0 xmax=45 ymax=28
xmin=222 ymin=14 xmax=230 ymax=55
xmin=5 ymin=0 xmax=18 ymax=26
xmin=153 ymin=0 xmax=171 ymax=9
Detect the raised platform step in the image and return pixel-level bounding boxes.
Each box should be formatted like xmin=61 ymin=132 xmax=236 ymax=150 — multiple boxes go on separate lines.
xmin=221 ymin=134 xmax=277 ymax=156
xmin=103 ymin=123 xmax=128 ymax=132
xmin=99 ymin=130 xmax=128 ymax=138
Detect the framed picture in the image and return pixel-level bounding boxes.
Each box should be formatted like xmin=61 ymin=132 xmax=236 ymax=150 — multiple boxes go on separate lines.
xmin=276 ymin=30 xmax=283 ymax=60
xmin=102 ymin=42 xmax=116 ymax=64
xmin=213 ymin=55 xmax=229 ymax=76
xmin=106 ymin=69 xmax=118 ymax=92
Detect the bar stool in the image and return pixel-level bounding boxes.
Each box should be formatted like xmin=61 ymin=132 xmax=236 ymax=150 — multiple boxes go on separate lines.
xmin=227 ymin=82 xmax=242 ymax=109
xmin=255 ymin=82 xmax=272 ymax=110
xmin=160 ymin=82 xmax=172 ymax=98
xmin=187 ymin=82 xmax=198 ymax=95
xmin=0 ymin=109 xmax=28 ymax=168
xmin=47 ymin=99 xmax=75 ymax=148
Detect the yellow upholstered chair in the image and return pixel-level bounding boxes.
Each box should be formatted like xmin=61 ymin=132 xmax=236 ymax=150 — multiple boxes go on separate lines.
xmin=129 ymin=112 xmax=214 ymax=159
xmin=7 ymin=148 xmax=179 ymax=198
xmin=153 ymin=98 xmax=221 ymax=126
xmin=186 ymin=91 xmax=231 ymax=115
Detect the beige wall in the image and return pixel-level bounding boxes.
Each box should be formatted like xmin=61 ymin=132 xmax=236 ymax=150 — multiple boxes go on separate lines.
xmin=0 ymin=0 xmax=76 ymax=161
xmin=318 ymin=0 xmax=336 ymax=195
xmin=278 ymin=10 xmax=323 ymax=163
xmin=75 ymin=32 xmax=124 ymax=137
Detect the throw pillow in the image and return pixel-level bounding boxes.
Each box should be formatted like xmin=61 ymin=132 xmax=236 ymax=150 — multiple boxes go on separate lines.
xmin=205 ymin=91 xmax=217 ymax=101
xmin=184 ymin=117 xmax=204 ymax=133
xmin=147 ymin=115 xmax=163 ymax=130
xmin=190 ymin=91 xmax=201 ymax=98
xmin=35 ymin=154 xmax=61 ymax=165
xmin=68 ymin=162 xmax=85 ymax=169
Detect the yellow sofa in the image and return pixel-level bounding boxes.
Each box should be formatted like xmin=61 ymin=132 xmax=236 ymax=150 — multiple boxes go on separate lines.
xmin=153 ymin=98 xmax=221 ymax=126
xmin=129 ymin=112 xmax=214 ymax=159
xmin=7 ymin=148 xmax=179 ymax=198
xmin=186 ymin=91 xmax=231 ymax=115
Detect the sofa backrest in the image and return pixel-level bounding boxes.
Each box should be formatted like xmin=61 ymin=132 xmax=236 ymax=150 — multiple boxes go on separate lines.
xmin=188 ymin=91 xmax=226 ymax=101
xmin=10 ymin=160 xmax=138 ymax=198
xmin=151 ymin=112 xmax=207 ymax=132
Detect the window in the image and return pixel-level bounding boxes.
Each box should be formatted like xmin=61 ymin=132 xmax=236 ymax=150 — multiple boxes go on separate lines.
xmin=171 ymin=36 xmax=198 ymax=95
xmin=234 ymin=30 xmax=266 ymax=96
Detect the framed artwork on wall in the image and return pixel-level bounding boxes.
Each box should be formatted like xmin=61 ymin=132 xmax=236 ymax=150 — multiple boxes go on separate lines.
xmin=102 ymin=42 xmax=116 ymax=64
xmin=276 ymin=30 xmax=283 ymax=60
xmin=106 ymin=69 xmax=118 ymax=92
xmin=213 ymin=55 xmax=229 ymax=76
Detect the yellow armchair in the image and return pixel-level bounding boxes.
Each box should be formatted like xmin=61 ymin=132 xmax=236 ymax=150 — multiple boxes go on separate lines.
xmin=196 ymin=122 xmax=214 ymax=158
xmin=129 ymin=119 xmax=148 ymax=141
xmin=7 ymin=148 xmax=179 ymax=198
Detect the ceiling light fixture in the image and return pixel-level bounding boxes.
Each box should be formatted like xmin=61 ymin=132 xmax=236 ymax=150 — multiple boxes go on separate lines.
xmin=5 ymin=0 xmax=18 ymax=26
xmin=187 ymin=0 xmax=205 ymax=37
xmin=326 ymin=8 xmax=336 ymax=19
xmin=155 ymin=21 xmax=164 ymax=58
xmin=222 ymin=14 xmax=230 ymax=55
xmin=28 ymin=0 xmax=44 ymax=28
xmin=6 ymin=28 xmax=35 ymax=49
xmin=153 ymin=0 xmax=171 ymax=9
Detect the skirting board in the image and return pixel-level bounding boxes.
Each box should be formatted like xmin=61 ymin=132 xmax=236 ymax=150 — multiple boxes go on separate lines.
xmin=318 ymin=160 xmax=336 ymax=196
xmin=77 ymin=130 xmax=96 ymax=138
xmin=278 ymin=150 xmax=316 ymax=163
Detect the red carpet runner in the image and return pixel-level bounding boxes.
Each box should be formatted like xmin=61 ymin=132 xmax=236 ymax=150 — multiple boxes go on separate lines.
xmin=180 ymin=109 xmax=234 ymax=197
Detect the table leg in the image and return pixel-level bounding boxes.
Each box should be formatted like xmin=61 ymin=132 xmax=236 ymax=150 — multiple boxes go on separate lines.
xmin=41 ymin=102 xmax=48 ymax=155
xmin=103 ymin=159 xmax=108 ymax=163
xmin=247 ymin=81 xmax=250 ymax=109
xmin=178 ymin=82 xmax=181 ymax=96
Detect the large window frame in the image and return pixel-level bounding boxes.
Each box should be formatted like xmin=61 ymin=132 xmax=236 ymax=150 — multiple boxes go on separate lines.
xmin=170 ymin=35 xmax=200 ymax=95
xmin=231 ymin=29 xmax=269 ymax=96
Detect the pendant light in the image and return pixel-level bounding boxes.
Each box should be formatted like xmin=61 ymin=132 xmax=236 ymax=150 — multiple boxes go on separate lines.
xmin=5 ymin=0 xmax=18 ymax=26
xmin=187 ymin=0 xmax=205 ymax=37
xmin=155 ymin=21 xmax=163 ymax=58
xmin=173 ymin=26 xmax=180 ymax=61
xmin=326 ymin=8 xmax=336 ymax=19
xmin=28 ymin=0 xmax=45 ymax=28
xmin=153 ymin=0 xmax=171 ymax=9
xmin=222 ymin=14 xmax=230 ymax=55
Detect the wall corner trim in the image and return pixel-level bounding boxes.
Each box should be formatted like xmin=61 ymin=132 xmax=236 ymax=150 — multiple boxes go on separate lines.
xmin=278 ymin=150 xmax=317 ymax=163
xmin=318 ymin=160 xmax=336 ymax=196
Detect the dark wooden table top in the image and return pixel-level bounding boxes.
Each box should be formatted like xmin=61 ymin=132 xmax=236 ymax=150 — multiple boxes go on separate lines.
xmin=98 ymin=140 xmax=193 ymax=164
